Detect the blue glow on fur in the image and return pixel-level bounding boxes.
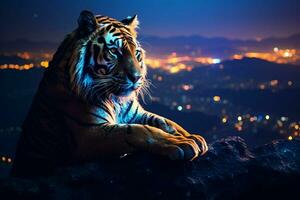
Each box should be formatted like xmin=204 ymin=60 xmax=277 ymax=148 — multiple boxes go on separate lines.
xmin=74 ymin=45 xmax=87 ymax=87
xmin=123 ymin=101 xmax=137 ymax=123
xmin=82 ymin=75 xmax=93 ymax=87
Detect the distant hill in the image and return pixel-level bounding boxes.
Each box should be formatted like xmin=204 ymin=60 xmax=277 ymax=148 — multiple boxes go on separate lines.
xmin=192 ymin=57 xmax=300 ymax=81
xmin=1 ymin=33 xmax=300 ymax=57
xmin=140 ymin=33 xmax=300 ymax=56
xmin=0 ymin=39 xmax=58 ymax=53
xmin=260 ymin=33 xmax=300 ymax=49
xmin=0 ymin=55 xmax=30 ymax=65
xmin=152 ymin=57 xmax=300 ymax=85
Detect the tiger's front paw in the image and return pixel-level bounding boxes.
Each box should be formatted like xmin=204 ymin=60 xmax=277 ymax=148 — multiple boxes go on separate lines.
xmin=163 ymin=119 xmax=208 ymax=156
xmin=163 ymin=135 xmax=202 ymax=161
xmin=187 ymin=134 xmax=208 ymax=156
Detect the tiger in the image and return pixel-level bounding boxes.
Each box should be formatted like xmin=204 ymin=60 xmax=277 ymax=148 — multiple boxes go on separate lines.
xmin=11 ymin=10 xmax=208 ymax=177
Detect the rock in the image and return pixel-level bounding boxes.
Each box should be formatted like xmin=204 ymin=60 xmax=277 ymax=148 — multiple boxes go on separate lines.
xmin=1 ymin=136 xmax=299 ymax=200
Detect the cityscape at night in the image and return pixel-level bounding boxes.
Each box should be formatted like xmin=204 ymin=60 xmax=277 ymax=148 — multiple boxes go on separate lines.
xmin=1 ymin=0 xmax=300 ymax=199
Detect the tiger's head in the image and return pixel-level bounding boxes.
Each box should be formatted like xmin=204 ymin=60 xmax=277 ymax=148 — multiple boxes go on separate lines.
xmin=62 ymin=10 xmax=148 ymax=105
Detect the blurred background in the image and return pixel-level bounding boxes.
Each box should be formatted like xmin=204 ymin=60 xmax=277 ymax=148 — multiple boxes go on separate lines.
xmin=1 ymin=0 xmax=300 ymax=177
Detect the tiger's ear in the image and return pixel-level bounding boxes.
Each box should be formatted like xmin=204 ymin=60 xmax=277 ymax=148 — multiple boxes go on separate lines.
xmin=77 ymin=10 xmax=97 ymax=37
xmin=121 ymin=15 xmax=139 ymax=37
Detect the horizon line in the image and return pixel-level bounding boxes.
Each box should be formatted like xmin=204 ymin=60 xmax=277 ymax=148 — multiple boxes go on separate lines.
xmin=1 ymin=32 xmax=299 ymax=44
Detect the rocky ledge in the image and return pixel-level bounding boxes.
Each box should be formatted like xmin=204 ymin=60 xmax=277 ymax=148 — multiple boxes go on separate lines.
xmin=1 ymin=136 xmax=299 ymax=200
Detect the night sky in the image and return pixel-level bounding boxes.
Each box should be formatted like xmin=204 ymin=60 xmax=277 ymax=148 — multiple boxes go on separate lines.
xmin=0 ymin=0 xmax=300 ymax=42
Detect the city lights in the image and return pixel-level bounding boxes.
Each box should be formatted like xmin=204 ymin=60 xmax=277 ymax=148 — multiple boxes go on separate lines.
xmin=249 ymin=116 xmax=257 ymax=122
xmin=145 ymin=53 xmax=224 ymax=74
xmin=259 ymin=84 xmax=266 ymax=90
xmin=231 ymin=48 xmax=299 ymax=64
xmin=157 ymin=76 xmax=163 ymax=81
xmin=0 ymin=51 xmax=51 ymax=70
xmin=212 ymin=58 xmax=221 ymax=64
xmin=270 ymin=80 xmax=279 ymax=87
xmin=235 ymin=123 xmax=243 ymax=132
xmin=1 ymin=47 xmax=299 ymax=74
xmin=177 ymin=105 xmax=183 ymax=111
xmin=213 ymin=96 xmax=221 ymax=102
xmin=182 ymin=84 xmax=192 ymax=91
xmin=1 ymin=156 xmax=13 ymax=164
xmin=186 ymin=104 xmax=192 ymax=110
xmin=0 ymin=63 xmax=34 ymax=70
xmin=40 ymin=61 xmax=49 ymax=68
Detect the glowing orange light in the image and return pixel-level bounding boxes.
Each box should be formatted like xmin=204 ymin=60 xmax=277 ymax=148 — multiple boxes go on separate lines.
xmin=213 ymin=96 xmax=221 ymax=102
xmin=235 ymin=124 xmax=243 ymax=131
xmin=270 ymin=80 xmax=278 ymax=86
xmin=232 ymin=54 xmax=243 ymax=60
xmin=169 ymin=66 xmax=181 ymax=74
xmin=0 ymin=63 xmax=34 ymax=70
xmin=17 ymin=52 xmax=31 ymax=60
xmin=242 ymin=48 xmax=298 ymax=64
xmin=40 ymin=61 xmax=49 ymax=68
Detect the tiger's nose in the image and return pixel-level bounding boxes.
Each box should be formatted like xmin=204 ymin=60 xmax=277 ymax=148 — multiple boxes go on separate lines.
xmin=128 ymin=74 xmax=142 ymax=84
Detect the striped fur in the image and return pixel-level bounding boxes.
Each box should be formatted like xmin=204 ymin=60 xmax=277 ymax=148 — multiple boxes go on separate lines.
xmin=11 ymin=11 xmax=207 ymax=177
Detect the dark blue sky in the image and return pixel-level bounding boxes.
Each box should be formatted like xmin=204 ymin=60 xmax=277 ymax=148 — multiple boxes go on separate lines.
xmin=1 ymin=0 xmax=299 ymax=42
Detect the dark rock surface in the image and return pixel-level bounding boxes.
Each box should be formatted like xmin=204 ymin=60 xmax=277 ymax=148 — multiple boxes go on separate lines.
xmin=1 ymin=136 xmax=299 ymax=200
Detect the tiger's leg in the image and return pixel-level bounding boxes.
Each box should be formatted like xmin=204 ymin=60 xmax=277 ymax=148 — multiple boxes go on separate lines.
xmin=138 ymin=112 xmax=208 ymax=155
xmin=119 ymin=100 xmax=208 ymax=157
xmin=70 ymin=123 xmax=201 ymax=161
xmin=125 ymin=124 xmax=201 ymax=160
